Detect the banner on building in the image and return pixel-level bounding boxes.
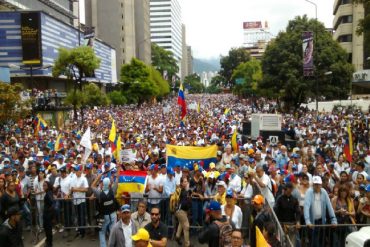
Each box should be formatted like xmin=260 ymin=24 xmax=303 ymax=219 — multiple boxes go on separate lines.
xmin=84 ymin=26 xmax=95 ymax=47
xmin=243 ymin=21 xmax=262 ymax=30
xmin=302 ymin=31 xmax=314 ymax=77
xmin=21 ymin=12 xmax=42 ymax=65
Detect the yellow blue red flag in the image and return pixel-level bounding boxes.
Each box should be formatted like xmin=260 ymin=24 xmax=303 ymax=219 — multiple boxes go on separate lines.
xmin=116 ymin=170 xmax=147 ymax=196
xmin=55 ymin=134 xmax=63 ymax=152
xmin=166 ymin=144 xmax=217 ymax=170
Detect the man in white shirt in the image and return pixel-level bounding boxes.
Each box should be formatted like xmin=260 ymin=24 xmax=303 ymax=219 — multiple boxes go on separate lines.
xmin=145 ymin=164 xmax=163 ymax=210
xmin=251 ymin=165 xmax=275 ymax=207
xmin=228 ymin=167 xmax=241 ymax=193
xmin=174 ymin=164 xmax=182 ymax=186
xmin=70 ymin=165 xmax=88 ymax=238
xmin=108 ymin=204 xmax=137 ymax=247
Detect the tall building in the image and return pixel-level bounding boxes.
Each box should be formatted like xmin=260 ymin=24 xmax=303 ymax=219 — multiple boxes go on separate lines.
xmin=187 ymin=46 xmax=193 ymax=74
xmin=150 ymin=0 xmax=182 ymax=65
xmin=85 ymin=0 xmax=137 ymax=78
xmin=135 ymin=0 xmax=151 ymax=64
xmin=242 ymin=21 xmax=273 ymax=60
xmin=333 ymin=0 xmax=364 ymax=71
xmin=181 ymin=24 xmax=188 ymax=81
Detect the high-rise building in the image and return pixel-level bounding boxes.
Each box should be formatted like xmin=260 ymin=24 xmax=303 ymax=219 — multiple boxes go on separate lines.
xmin=85 ymin=0 xmax=137 ymax=78
xmin=333 ymin=0 xmax=364 ymax=71
xmin=242 ymin=21 xmax=273 ymax=60
xmin=181 ymin=24 xmax=188 ymax=81
xmin=135 ymin=0 xmax=151 ymax=64
xmin=187 ymin=46 xmax=193 ymax=74
xmin=150 ymin=0 xmax=182 ymax=64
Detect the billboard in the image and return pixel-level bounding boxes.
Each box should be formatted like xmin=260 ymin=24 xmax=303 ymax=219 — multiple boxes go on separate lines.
xmin=243 ymin=21 xmax=262 ymax=30
xmin=302 ymin=31 xmax=314 ymax=77
xmin=21 ymin=12 xmax=42 ymax=65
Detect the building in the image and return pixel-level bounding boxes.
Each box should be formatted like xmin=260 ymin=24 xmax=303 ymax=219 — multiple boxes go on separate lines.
xmin=187 ymin=46 xmax=193 ymax=74
xmin=242 ymin=21 xmax=273 ymax=60
xmin=333 ymin=0 xmax=364 ymax=72
xmin=135 ymin=0 xmax=151 ymax=64
xmin=0 ymin=11 xmax=116 ymax=89
xmin=181 ymin=24 xmax=188 ymax=81
xmin=0 ymin=0 xmax=77 ymax=25
xmin=150 ymin=0 xmax=182 ymax=65
xmin=85 ymin=0 xmax=137 ymax=79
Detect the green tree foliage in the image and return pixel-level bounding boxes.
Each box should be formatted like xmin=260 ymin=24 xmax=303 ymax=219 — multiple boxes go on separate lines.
xmin=261 ymin=16 xmax=354 ymax=111
xmin=64 ymin=83 xmax=109 ymax=109
xmin=210 ymin=75 xmax=226 ymax=87
xmin=231 ymin=59 xmax=262 ymax=97
xmin=151 ymin=43 xmax=179 ymax=84
xmin=120 ymin=58 xmax=160 ymax=104
xmin=108 ymin=91 xmax=127 ymax=105
xmin=184 ymin=73 xmax=205 ymax=94
xmin=52 ymin=46 xmax=101 ymax=119
xmin=149 ymin=66 xmax=170 ymax=97
xmin=0 ymin=82 xmax=31 ymax=124
xmin=206 ymin=84 xmax=222 ymax=94
xmin=219 ymin=47 xmax=251 ymax=87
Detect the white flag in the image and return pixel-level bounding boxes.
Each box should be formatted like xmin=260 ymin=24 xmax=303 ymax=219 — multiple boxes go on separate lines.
xmin=80 ymin=127 xmax=92 ymax=163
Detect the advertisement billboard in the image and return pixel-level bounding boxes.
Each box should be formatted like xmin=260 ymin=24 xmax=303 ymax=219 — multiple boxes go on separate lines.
xmin=302 ymin=31 xmax=314 ymax=77
xmin=21 ymin=12 xmax=42 ymax=65
xmin=243 ymin=21 xmax=262 ymax=30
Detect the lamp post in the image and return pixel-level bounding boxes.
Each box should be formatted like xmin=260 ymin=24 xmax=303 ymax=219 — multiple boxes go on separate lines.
xmin=304 ymin=0 xmax=318 ymax=113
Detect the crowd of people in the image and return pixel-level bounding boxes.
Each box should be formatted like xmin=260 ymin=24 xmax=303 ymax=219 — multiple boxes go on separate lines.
xmin=21 ymin=88 xmax=66 ymax=110
xmin=0 ymin=94 xmax=369 ymax=247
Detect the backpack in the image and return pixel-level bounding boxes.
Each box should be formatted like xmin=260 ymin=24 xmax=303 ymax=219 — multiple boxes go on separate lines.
xmin=214 ymin=220 xmax=233 ymax=247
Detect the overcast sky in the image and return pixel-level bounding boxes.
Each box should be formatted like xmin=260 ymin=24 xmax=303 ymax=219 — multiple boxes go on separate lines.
xmin=181 ymin=0 xmax=333 ymax=59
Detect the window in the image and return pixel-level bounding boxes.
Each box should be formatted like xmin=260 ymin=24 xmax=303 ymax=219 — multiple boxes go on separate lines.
xmin=341 ymin=15 xmax=352 ymax=24
xmin=338 ymin=34 xmax=352 ymax=42
xmin=341 ymin=0 xmax=351 ymax=4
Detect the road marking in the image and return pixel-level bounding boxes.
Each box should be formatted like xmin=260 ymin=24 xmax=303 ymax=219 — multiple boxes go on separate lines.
xmin=34 ymin=230 xmax=56 ymax=247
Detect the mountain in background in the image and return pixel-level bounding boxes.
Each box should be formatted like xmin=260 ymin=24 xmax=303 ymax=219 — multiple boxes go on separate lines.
xmin=193 ymin=57 xmax=220 ymax=74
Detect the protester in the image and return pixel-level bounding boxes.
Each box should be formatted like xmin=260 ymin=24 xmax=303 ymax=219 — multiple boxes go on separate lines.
xmin=131 ymin=228 xmax=152 ymax=247
xmin=250 ymin=194 xmax=271 ymax=247
xmin=43 ymin=181 xmax=55 ymax=247
xmin=144 ymin=207 xmax=168 ymax=247
xmin=221 ymin=189 xmax=243 ymax=229
xmin=231 ymin=229 xmax=247 ymax=247
xmin=174 ymin=176 xmax=191 ymax=247
xmin=131 ymin=200 xmax=151 ymax=230
xmin=108 ymin=204 xmax=137 ymax=247
xmin=0 ymin=207 xmax=23 ymax=247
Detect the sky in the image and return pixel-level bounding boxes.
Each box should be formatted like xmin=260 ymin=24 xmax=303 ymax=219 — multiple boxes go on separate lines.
xmin=180 ymin=0 xmax=333 ymax=59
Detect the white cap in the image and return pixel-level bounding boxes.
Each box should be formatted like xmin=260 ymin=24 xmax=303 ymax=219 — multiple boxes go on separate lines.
xmin=36 ymin=151 xmax=44 ymax=157
xmin=312 ymin=176 xmax=322 ymax=184
xmin=76 ymin=154 xmax=82 ymax=158
xmin=216 ymin=181 xmax=227 ymax=189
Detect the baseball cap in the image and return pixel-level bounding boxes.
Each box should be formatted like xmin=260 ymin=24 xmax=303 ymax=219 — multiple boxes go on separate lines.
xmin=366 ymin=184 xmax=370 ymax=192
xmin=3 ymin=158 xmax=10 ymax=163
xmin=132 ymin=228 xmax=150 ymax=241
xmin=248 ymin=158 xmax=255 ymax=163
xmin=226 ymin=189 xmax=233 ymax=198
xmin=104 ymin=162 xmax=110 ymax=167
xmin=312 ymin=176 xmax=322 ymax=184
xmin=121 ymin=204 xmax=131 ymax=212
xmin=252 ymin=194 xmax=265 ymax=205
xmin=7 ymin=207 xmax=21 ymax=217
xmin=207 ymin=201 xmax=221 ymax=211
xmin=225 ymin=164 xmax=231 ymax=169
xmin=73 ymin=165 xmax=82 ymax=171
xmin=149 ymin=164 xmax=159 ymax=171
xmin=216 ymin=180 xmax=227 ymax=189
xmin=359 ymin=184 xmax=366 ymax=190
xmin=209 ymin=162 xmax=216 ymax=169
xmin=86 ymin=163 xmax=93 ymax=169
xmin=167 ymin=167 xmax=175 ymax=175
xmin=284 ymin=182 xmax=294 ymax=189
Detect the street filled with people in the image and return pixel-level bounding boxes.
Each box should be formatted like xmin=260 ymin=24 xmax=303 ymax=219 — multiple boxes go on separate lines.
xmin=0 ymin=94 xmax=370 ymax=247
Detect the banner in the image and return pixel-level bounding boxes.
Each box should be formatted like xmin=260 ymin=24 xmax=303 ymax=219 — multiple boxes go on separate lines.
xmin=166 ymin=144 xmax=218 ymax=170
xmin=121 ymin=149 xmax=136 ymax=164
xmin=21 ymin=12 xmax=42 ymax=65
xmin=116 ymin=170 xmax=147 ymax=196
xmin=302 ymin=31 xmax=314 ymax=77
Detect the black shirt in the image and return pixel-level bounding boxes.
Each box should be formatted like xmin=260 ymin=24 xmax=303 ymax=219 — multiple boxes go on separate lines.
xmin=144 ymin=222 xmax=168 ymax=241
xmin=198 ymin=216 xmax=234 ymax=247
xmin=274 ymin=194 xmax=301 ymax=223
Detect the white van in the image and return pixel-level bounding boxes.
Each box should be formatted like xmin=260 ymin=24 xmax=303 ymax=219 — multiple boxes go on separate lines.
xmin=345 ymin=226 xmax=370 ymax=247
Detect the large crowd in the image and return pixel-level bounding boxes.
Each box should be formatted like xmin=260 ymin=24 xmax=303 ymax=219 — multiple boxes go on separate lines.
xmin=0 ymin=94 xmax=369 ymax=247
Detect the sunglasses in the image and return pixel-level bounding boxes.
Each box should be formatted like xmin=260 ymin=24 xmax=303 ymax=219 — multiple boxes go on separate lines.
xmin=151 ymin=213 xmax=159 ymax=216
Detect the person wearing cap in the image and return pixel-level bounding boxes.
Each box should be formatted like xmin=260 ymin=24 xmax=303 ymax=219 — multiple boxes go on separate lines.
xmin=214 ymin=180 xmax=227 ymax=205
xmin=0 ymin=207 xmax=23 ymax=246
xmin=357 ymin=184 xmax=370 ymax=224
xmin=174 ymin=176 xmax=191 ymax=247
xmin=303 ymin=176 xmax=337 ymax=247
xmin=250 ymin=194 xmax=271 ymax=247
xmin=70 ymin=164 xmax=89 ymax=238
xmin=162 ymin=167 xmax=176 ymax=223
xmin=53 ymin=165 xmax=73 ymax=239
xmin=198 ymin=200 xmax=234 ymax=247
xmin=108 ymin=204 xmax=137 ymax=247
xmin=274 ymin=182 xmax=301 ymax=244
xmin=144 ymin=207 xmax=168 ymax=247
xmin=132 ymin=228 xmax=152 ymax=247
xmin=221 ymin=189 xmax=242 ymax=229
xmin=145 ymin=165 xmax=163 ymax=211
xmin=275 ymin=145 xmax=289 ymax=170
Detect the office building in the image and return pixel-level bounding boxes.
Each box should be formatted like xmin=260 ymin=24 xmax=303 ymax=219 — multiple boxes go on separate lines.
xmin=187 ymin=46 xmax=193 ymax=74
xmin=135 ymin=0 xmax=151 ymax=64
xmin=150 ymin=0 xmax=182 ymax=63
xmin=85 ymin=0 xmax=137 ymax=79
xmin=181 ymin=24 xmax=188 ymax=81
xmin=333 ymin=0 xmax=364 ymax=72
xmin=242 ymin=21 xmax=273 ymax=60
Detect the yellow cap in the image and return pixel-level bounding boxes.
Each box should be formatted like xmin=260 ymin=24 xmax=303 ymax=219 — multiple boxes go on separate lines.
xmin=132 ymin=228 xmax=150 ymax=241
xmin=209 ymin=162 xmax=216 ymax=169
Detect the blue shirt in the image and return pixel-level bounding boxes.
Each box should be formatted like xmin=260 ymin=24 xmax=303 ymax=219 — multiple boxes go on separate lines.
xmin=163 ymin=176 xmax=176 ymax=198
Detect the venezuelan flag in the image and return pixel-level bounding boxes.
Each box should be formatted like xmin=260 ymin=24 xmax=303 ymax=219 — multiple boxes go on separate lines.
xmin=109 ymin=120 xmax=117 ymax=153
xmin=231 ymin=129 xmax=238 ymax=152
xmin=343 ymin=121 xmax=353 ymax=163
xmin=224 ymin=108 xmax=231 ymax=116
xmin=166 ymin=144 xmax=217 ymax=170
xmin=116 ymin=170 xmax=147 ymax=196
xmin=256 ymin=226 xmax=270 ymax=247
xmin=113 ymin=135 xmax=122 ymax=163
xmin=55 ymin=134 xmax=64 ymax=152
xmin=38 ymin=114 xmax=47 ymax=130
xmin=177 ymin=83 xmax=187 ymax=119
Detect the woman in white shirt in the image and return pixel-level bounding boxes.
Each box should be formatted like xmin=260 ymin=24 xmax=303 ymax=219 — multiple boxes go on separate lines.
xmin=221 ymin=189 xmax=243 ymax=229
xmin=34 ymin=167 xmax=46 ymax=231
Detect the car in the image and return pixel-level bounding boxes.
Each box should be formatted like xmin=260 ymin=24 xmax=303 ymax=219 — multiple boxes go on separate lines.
xmin=345 ymin=226 xmax=370 ymax=247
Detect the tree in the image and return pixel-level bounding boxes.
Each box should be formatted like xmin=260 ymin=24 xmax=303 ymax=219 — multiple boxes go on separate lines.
xmin=261 ymin=15 xmax=354 ymax=111
xmin=206 ymin=84 xmax=222 ymax=94
xmin=184 ymin=73 xmax=205 ymax=94
xmin=0 ymin=82 xmax=31 ymax=124
xmin=231 ymin=59 xmax=262 ymax=97
xmin=149 ymin=66 xmax=170 ymax=98
xmin=121 ymin=58 xmax=159 ymax=104
xmin=83 ymin=83 xmax=110 ymax=106
xmin=108 ymin=91 xmax=127 ymax=105
xmin=52 ymin=46 xmax=101 ymax=119
xmin=151 ymin=43 xmax=179 ymax=84
xmin=219 ymin=47 xmax=251 ymax=87
xmin=210 ymin=75 xmax=226 ymax=87
xmin=353 ymin=0 xmax=370 ymax=68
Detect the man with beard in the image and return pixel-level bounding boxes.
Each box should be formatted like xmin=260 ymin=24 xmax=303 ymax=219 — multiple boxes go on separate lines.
xmin=144 ymin=207 xmax=168 ymax=247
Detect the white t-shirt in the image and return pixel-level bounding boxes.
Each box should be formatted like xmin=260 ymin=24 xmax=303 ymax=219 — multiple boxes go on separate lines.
xmin=33 ymin=177 xmax=46 ymax=200
xmin=258 ymin=173 xmax=275 ymax=207
xmin=122 ymin=221 xmax=133 ymax=247
xmin=221 ymin=205 xmax=243 ymax=229
xmin=70 ymin=175 xmax=88 ymax=205
xmin=54 ymin=176 xmax=71 ymax=197
xmin=147 ymin=175 xmax=163 ymax=204
xmin=240 ymin=183 xmax=253 ymax=201
xmin=228 ymin=174 xmax=241 ymax=193
xmin=175 ymin=171 xmax=182 ymax=186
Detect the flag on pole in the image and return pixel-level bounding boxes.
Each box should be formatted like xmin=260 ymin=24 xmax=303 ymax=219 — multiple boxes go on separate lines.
xmin=80 ymin=127 xmax=92 ymax=163
xmin=109 ymin=120 xmax=117 ymax=153
xmin=197 ymin=102 xmax=201 ymax=113
xmin=55 ymin=133 xmax=64 ymax=152
xmin=34 ymin=114 xmax=47 ymax=137
xmin=231 ymin=129 xmax=238 ymax=152
xmin=113 ymin=135 xmax=122 ymax=163
xmin=343 ymin=121 xmax=353 ymax=163
xmin=177 ymin=83 xmax=187 ymax=120
xmin=256 ymin=226 xmax=270 ymax=247
xmin=224 ymin=108 xmax=231 ymax=116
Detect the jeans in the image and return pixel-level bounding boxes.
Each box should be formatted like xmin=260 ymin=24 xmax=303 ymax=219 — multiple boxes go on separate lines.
xmin=191 ymin=198 xmax=203 ymax=225
xmin=22 ymin=202 xmax=32 ymax=227
xmin=75 ymin=202 xmax=86 ymax=236
xmin=61 ymin=200 xmax=73 ymax=228
xmin=99 ymin=212 xmax=116 ymax=247
xmin=36 ymin=200 xmax=44 ymax=228
xmin=309 ymin=220 xmax=325 ymax=247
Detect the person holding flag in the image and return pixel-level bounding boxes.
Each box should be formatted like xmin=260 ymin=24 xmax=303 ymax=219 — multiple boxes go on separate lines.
xmin=178 ymin=83 xmax=187 ymax=126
